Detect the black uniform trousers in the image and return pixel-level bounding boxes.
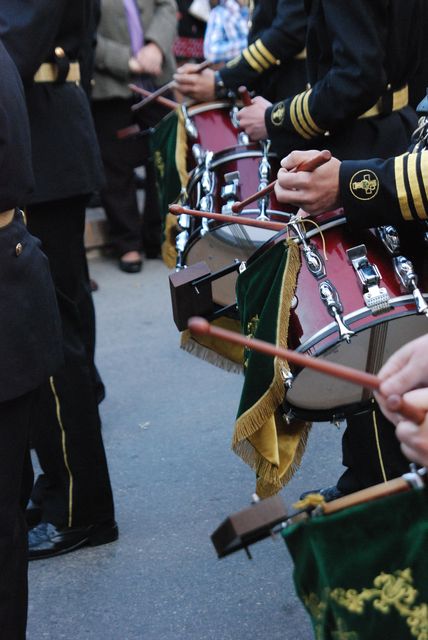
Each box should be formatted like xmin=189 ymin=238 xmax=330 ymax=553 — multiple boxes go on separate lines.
xmin=92 ymin=98 xmax=162 ymax=258
xmin=26 ymin=197 xmax=114 ymax=528
xmin=0 ymin=391 xmax=36 ymax=640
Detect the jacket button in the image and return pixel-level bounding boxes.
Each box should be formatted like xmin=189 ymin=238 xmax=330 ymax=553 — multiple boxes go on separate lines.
xmin=15 ymin=243 xmax=23 ymax=256
xmin=55 ymin=47 xmax=65 ymax=58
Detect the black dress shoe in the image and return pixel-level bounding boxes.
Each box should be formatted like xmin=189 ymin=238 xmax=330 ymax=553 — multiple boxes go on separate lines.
xmin=119 ymin=257 xmax=142 ymax=273
xmin=28 ymin=520 xmax=118 ymax=560
xmin=299 ymin=485 xmax=344 ymax=503
xmin=25 ymin=499 xmax=42 ymax=528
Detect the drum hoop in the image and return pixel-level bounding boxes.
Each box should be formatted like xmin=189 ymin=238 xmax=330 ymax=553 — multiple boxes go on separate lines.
xmin=187 ymin=148 xmax=280 ymax=193
xmin=187 ymin=101 xmax=233 ymax=116
xmin=183 ymin=218 xmax=281 ymax=255
xmin=296 ymin=294 xmax=428 ymax=355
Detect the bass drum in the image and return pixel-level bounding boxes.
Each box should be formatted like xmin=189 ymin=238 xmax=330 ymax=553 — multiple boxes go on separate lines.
xmin=252 ymin=211 xmax=428 ymax=422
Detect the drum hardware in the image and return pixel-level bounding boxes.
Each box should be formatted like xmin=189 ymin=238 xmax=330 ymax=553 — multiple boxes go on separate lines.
xmin=289 ymin=218 xmax=326 ymax=279
xmin=319 ymin=280 xmax=355 ymax=343
xmin=210 ymin=466 xmax=427 ymax=559
xmin=256 ymin=140 xmax=272 ymax=221
xmin=280 ymin=367 xmax=294 ymax=389
xmin=181 ymin=103 xmax=198 ymax=140
xmin=347 ymin=244 xmax=391 ymax=314
xmin=237 ymin=131 xmax=250 ymax=145
xmin=187 ymin=316 xmax=425 ymax=423
xmin=191 ymin=143 xmax=205 ymax=166
xmin=169 ymin=262 xmax=240 ymax=331
xmin=376 ymin=225 xmax=400 ymax=255
xmin=393 ymin=255 xmax=428 ymax=316
xmin=231 ymin=149 xmax=332 ymax=214
xmin=221 ymin=171 xmax=241 ymax=213
xmin=230 ymin=104 xmax=250 ymax=145
xmin=175 ymin=229 xmax=190 ymax=269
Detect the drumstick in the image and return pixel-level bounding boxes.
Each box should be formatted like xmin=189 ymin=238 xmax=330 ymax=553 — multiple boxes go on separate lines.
xmin=187 ymin=317 xmax=426 ymax=425
xmin=129 ymin=84 xmax=178 ymax=111
xmin=231 ymin=150 xmax=332 ymax=213
xmin=131 ymin=60 xmax=212 ymax=112
xmin=169 ymin=204 xmax=288 ymax=232
xmin=238 ymin=86 xmax=252 ymax=106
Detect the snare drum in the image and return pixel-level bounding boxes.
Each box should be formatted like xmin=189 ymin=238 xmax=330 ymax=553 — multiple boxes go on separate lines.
xmin=182 ymin=143 xmax=291 ymax=309
xmin=274 ymin=211 xmax=428 ymax=421
xmin=183 ymin=101 xmax=244 ymax=171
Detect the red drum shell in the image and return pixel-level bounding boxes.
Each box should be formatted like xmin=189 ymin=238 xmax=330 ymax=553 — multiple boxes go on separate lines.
xmin=279 ymin=212 xmax=428 ymax=421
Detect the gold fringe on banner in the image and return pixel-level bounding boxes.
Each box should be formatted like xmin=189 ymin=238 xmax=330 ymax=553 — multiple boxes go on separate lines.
xmin=162 ymin=107 xmax=190 ymax=268
xmin=231 ymin=242 xmax=312 ymax=497
xmin=181 ymin=316 xmax=244 ymax=374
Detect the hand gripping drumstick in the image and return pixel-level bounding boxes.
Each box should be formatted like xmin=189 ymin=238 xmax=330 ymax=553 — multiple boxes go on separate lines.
xmin=187 ymin=317 xmax=426 ymax=425
xmin=169 ymin=203 xmax=288 ymax=232
xmin=131 ymin=59 xmax=212 ymax=112
xmin=231 ymin=150 xmax=332 ymax=213
xmin=129 ymin=84 xmax=178 ymax=111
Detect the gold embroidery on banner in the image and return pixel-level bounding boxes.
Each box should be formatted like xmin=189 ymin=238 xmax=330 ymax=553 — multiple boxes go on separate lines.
xmin=244 ymin=314 xmax=260 ymax=368
xmin=271 ymin=101 xmax=286 ymax=127
xmin=395 ymin=153 xmax=414 ymax=220
xmin=153 ymin=150 xmax=165 ymax=181
xmin=302 ymin=592 xmax=358 ymax=640
xmin=330 ymin=568 xmax=428 ymax=640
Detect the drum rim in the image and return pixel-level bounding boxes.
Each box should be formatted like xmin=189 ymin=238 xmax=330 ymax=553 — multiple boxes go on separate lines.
xmin=187 ymin=100 xmax=234 ymax=116
xmin=293 ymin=293 xmax=428 ymax=355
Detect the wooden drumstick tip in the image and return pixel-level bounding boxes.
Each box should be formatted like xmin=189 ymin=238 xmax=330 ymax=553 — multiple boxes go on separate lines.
xmin=188 ymin=316 xmax=211 ymax=336
xmin=169 ymin=204 xmax=182 ymax=215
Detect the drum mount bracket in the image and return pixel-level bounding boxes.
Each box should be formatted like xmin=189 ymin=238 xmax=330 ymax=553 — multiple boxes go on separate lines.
xmin=347 ymin=244 xmax=391 ymax=314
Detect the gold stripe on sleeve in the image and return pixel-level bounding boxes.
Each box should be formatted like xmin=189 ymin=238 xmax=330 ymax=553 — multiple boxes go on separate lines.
xmin=249 ymin=43 xmax=270 ymax=70
xmin=420 ymin=151 xmax=428 ymax=217
xmin=295 ymin=92 xmax=316 ymax=138
xmin=242 ymin=47 xmax=263 ymax=73
xmin=302 ymin=90 xmax=324 ymax=136
xmin=254 ymin=39 xmax=278 ymax=65
xmin=290 ymin=94 xmax=312 ymax=139
xmin=407 ymin=153 xmax=427 ymax=220
xmin=394 ymin=154 xmax=413 ymax=221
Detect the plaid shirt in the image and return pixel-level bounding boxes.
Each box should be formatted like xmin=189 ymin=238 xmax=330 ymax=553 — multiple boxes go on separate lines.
xmin=203 ymin=0 xmax=249 ymax=63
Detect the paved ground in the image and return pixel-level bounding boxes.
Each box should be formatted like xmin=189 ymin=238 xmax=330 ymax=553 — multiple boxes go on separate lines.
xmin=27 ymin=253 xmax=345 ymax=640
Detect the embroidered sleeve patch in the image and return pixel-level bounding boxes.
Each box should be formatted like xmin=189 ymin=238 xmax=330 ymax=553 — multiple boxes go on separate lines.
xmin=350 ymin=170 xmax=379 ymax=201
xmin=271 ymin=102 xmax=285 ymax=127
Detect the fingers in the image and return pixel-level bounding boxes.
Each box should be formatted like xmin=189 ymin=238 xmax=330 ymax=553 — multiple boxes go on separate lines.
xmin=378 ymin=335 xmax=428 ymax=397
xmin=175 ymin=63 xmax=201 ymax=75
xmin=280 ymin=150 xmax=320 ymax=171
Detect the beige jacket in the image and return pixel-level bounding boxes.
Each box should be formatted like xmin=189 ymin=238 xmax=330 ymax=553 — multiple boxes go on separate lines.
xmin=93 ymin=0 xmax=177 ymax=100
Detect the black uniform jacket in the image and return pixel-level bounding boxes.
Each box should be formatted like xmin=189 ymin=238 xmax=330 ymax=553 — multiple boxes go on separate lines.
xmin=265 ymin=0 xmax=425 ymax=160
xmin=220 ymin=0 xmax=307 ymax=102
xmin=340 ymin=150 xmax=428 ymax=230
xmin=0 ymin=0 xmax=104 ymax=205
xmin=0 ymin=41 xmax=62 ymax=402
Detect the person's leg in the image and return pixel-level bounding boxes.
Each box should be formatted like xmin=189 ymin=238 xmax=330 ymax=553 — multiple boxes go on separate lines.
xmin=26 ymin=199 xmax=115 ymax=531
xmin=337 ymin=401 xmax=410 ymax=494
xmin=92 ymin=99 xmax=143 ymax=260
xmin=0 ymin=391 xmax=36 ymax=640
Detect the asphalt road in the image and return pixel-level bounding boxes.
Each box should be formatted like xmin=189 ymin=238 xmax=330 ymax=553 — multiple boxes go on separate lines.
xmin=27 ymin=254 xmax=344 ymax=640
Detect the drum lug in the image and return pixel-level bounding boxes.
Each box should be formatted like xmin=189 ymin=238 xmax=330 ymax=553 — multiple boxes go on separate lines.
xmin=181 ymin=104 xmax=198 ymax=139
xmin=237 ymin=131 xmax=250 ymax=145
xmin=175 ymin=230 xmax=189 ymax=269
xmin=319 ymin=280 xmax=355 ymax=343
xmin=347 ymin=244 xmax=391 ymax=314
xmin=280 ymin=368 xmax=294 ymax=389
xmin=290 ymin=219 xmax=326 ymax=279
xmin=393 ymin=255 xmax=428 ymax=317
xmin=221 ymin=171 xmax=240 ymax=213
xmin=256 ymin=140 xmax=272 ymax=221
xmin=191 ymin=143 xmax=205 ymax=166
xmin=376 ymin=225 xmax=400 ymax=255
